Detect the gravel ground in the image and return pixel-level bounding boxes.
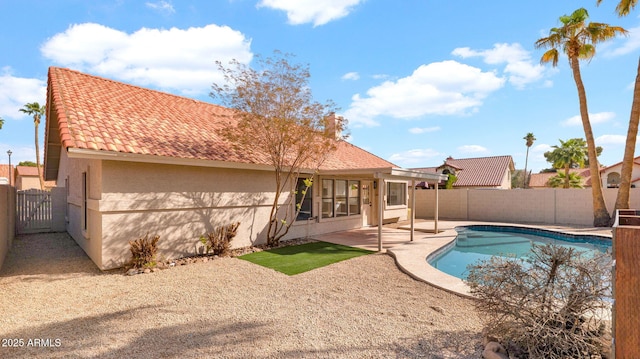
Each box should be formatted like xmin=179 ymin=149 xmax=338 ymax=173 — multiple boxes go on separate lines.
xmin=0 ymin=233 xmax=484 ymax=358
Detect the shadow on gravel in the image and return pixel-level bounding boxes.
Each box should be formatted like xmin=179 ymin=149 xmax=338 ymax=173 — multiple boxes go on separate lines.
xmin=0 ymin=232 xmax=102 ymax=278
xmin=0 ymin=304 xmax=272 ymax=359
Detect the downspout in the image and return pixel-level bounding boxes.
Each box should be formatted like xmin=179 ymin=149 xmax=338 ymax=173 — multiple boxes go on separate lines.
xmin=410 ymin=180 xmax=415 ymax=241
xmin=434 ymin=181 xmax=439 ymax=233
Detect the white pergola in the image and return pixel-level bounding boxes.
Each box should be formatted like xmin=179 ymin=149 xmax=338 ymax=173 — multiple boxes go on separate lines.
xmin=374 ymin=168 xmax=448 ymax=251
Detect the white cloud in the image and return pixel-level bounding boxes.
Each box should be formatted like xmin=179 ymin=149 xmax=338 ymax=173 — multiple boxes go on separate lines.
xmin=146 ymin=1 xmax=175 ymax=14
xmin=458 ymin=145 xmax=488 ymax=154
xmin=342 ymin=71 xmax=360 ymax=80
xmin=344 ymin=60 xmax=504 ymax=126
xmin=40 ymin=23 xmax=252 ymax=95
xmin=561 ymin=112 xmax=615 ymax=127
xmin=606 ymin=25 xmax=640 ymax=57
xmin=388 ymin=148 xmax=443 ymax=166
xmin=409 ymin=126 xmax=440 ymax=134
xmin=452 ymin=43 xmax=545 ymax=89
xmin=257 ymin=0 xmax=364 ymax=27
xmin=596 ymin=134 xmax=626 ymax=145
xmin=0 ymin=67 xmax=47 ymax=119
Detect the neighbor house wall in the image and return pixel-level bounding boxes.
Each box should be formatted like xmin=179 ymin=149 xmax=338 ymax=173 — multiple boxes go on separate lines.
xmin=0 ymin=184 xmax=16 ymax=271
xmin=17 ymin=176 xmax=41 ymax=190
xmin=416 ymin=187 xmax=640 ymax=226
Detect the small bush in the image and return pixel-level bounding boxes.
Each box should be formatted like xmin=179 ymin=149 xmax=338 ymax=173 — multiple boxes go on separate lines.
xmin=466 ymin=244 xmax=612 ymax=358
xmin=200 ymin=222 xmax=240 ymax=256
xmin=129 ymin=233 xmax=160 ymax=269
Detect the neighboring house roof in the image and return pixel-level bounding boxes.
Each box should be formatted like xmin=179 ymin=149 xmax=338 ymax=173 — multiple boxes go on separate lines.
xmin=599 ymin=155 xmax=640 ymax=173
xmin=45 ymin=67 xmax=396 ymax=179
xmin=413 ymin=155 xmax=515 ymax=187
xmin=16 ymin=166 xmax=40 ymax=176
xmin=528 ymin=168 xmax=592 ymax=188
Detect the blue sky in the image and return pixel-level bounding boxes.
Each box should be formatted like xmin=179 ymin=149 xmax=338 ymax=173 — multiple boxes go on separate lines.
xmin=1 ymin=0 xmax=639 ymax=173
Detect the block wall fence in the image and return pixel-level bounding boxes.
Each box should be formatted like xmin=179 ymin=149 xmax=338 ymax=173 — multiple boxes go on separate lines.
xmin=414 ymin=187 xmax=640 ymax=226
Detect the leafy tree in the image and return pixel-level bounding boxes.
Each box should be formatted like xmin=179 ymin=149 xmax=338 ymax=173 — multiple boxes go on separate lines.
xmin=19 ymin=102 xmax=46 ymax=190
xmin=535 ymin=8 xmax=626 ymax=226
xmin=544 ymin=138 xmax=588 ymax=188
xmin=0 ymin=116 xmax=4 ymax=130
xmin=548 ymin=171 xmax=584 ymax=188
xmin=17 ymin=161 xmax=37 ymax=167
xmin=444 ymin=173 xmax=457 ymax=189
xmin=211 ymin=51 xmax=344 ymax=246
xmin=522 ymin=132 xmax=536 ymax=188
xmin=596 ymin=0 xmax=640 ymax=221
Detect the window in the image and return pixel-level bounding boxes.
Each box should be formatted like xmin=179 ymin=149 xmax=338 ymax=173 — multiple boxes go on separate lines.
xmin=386 ymin=181 xmax=406 ymax=206
xmin=322 ymin=179 xmax=360 ymax=218
xmin=322 ymin=179 xmax=334 ymax=218
xmin=295 ymin=178 xmax=313 ymax=221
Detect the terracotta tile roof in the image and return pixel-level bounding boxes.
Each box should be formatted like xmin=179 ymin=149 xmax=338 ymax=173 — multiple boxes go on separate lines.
xmin=528 ymin=168 xmax=591 ymax=188
xmin=46 ymin=67 xmax=394 ymax=172
xmin=16 ymin=166 xmax=40 ymax=176
xmin=413 ymin=155 xmax=514 ymax=187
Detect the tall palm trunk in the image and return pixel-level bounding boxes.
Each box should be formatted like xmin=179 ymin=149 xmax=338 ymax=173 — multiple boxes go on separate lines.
xmin=34 ymin=116 xmax=44 ymax=190
xmin=612 ymin=57 xmax=640 ymax=220
xmin=564 ymin=164 xmax=571 ymax=189
xmin=523 ymin=147 xmax=530 ymax=189
xmin=570 ymin=57 xmax=611 ymax=226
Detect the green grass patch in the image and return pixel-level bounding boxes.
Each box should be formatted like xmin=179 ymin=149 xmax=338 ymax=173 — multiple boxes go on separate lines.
xmin=237 ymin=241 xmax=374 ymax=275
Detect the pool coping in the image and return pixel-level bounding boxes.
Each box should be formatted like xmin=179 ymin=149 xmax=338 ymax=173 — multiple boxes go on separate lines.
xmin=386 ymin=221 xmax=613 ymax=298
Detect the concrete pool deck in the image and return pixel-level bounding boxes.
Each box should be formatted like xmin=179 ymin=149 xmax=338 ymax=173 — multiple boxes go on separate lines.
xmin=313 ymin=220 xmax=613 ymax=297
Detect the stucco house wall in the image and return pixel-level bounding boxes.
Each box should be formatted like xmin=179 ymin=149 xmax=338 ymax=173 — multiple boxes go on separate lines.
xmin=599 ymin=160 xmax=640 ymax=188
xmin=58 ymin=150 xmax=409 ymax=270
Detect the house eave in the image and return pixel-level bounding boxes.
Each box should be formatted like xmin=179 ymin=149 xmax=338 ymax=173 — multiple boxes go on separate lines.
xmin=66 ymin=148 xmax=277 ymax=172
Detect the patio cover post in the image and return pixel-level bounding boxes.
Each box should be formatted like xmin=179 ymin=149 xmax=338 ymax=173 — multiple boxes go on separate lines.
xmin=434 ymin=180 xmax=439 ymax=233
xmin=378 ymin=178 xmax=384 ymax=251
xmin=374 ymin=168 xmax=447 ymax=252
xmin=410 ymin=180 xmax=415 ymax=241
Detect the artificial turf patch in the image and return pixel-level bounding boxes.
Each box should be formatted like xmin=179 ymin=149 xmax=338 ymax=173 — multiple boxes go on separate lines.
xmin=237 ymin=241 xmax=374 ymax=275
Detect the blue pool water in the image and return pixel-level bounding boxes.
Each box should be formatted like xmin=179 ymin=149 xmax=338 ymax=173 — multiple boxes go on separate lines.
xmin=428 ymin=225 xmax=612 ymax=280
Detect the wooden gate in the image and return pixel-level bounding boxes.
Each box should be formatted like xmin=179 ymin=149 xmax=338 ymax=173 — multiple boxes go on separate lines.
xmin=16 ymin=189 xmax=52 ymax=234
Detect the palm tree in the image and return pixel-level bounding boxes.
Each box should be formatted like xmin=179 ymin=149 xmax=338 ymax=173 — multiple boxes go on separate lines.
xmin=535 ymin=8 xmax=627 ymax=226
xmin=544 ymin=138 xmax=588 ymax=188
xmin=19 ymin=102 xmax=46 ymax=190
xmin=0 ymin=116 xmax=4 ymax=130
xmin=522 ymin=133 xmax=536 ymax=188
xmin=596 ymin=0 xmax=637 ymax=15
xmin=548 ymin=171 xmax=584 ymax=188
xmin=596 ymin=0 xmax=640 ymax=221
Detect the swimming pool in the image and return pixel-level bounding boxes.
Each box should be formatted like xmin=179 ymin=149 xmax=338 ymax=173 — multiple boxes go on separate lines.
xmin=428 ymin=225 xmax=612 ymax=280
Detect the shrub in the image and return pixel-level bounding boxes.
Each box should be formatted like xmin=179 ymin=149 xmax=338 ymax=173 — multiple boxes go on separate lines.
xmin=199 ymin=222 xmax=240 ymax=256
xmin=466 ymin=244 xmax=612 ymax=358
xmin=129 ymin=233 xmax=160 ymax=269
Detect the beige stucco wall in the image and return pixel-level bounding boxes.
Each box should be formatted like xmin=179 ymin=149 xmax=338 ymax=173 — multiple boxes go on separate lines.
xmin=96 ymin=161 xmax=391 ymax=269
xmin=57 ymin=148 xmax=104 ymax=268
xmin=0 ymin=184 xmax=16 ymax=271
xmin=416 ymin=187 xmax=640 ymax=226
xmin=17 ymin=176 xmax=41 ymax=190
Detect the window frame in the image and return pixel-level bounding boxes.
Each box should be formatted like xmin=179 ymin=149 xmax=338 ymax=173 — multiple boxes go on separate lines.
xmin=386 ymin=181 xmax=407 ymax=207
xmin=295 ymin=177 xmax=314 ymax=221
xmin=321 ymin=178 xmax=361 ymax=219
